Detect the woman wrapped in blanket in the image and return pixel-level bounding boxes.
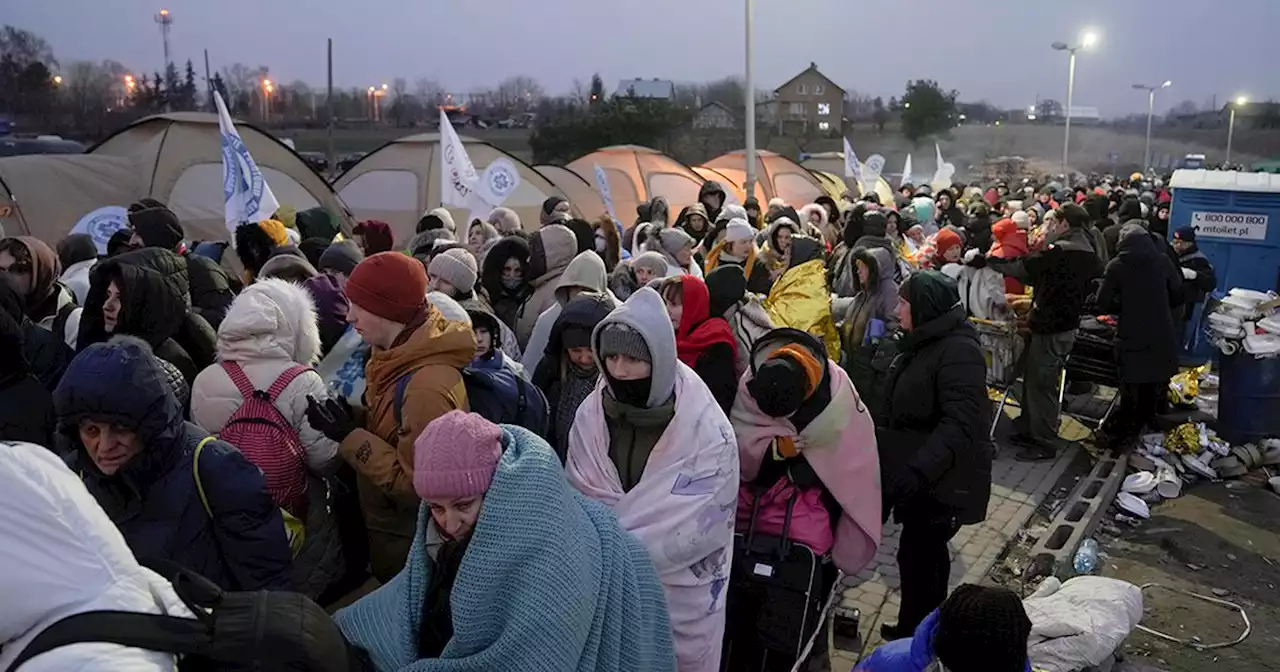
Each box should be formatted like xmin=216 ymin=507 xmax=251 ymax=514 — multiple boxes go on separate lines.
xmin=337 ymin=410 xmax=675 ymax=672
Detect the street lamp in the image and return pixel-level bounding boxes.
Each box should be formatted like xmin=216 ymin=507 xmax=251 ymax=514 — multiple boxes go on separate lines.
xmin=1227 ymin=96 xmax=1248 ymax=166
xmin=1132 ymin=80 xmax=1171 ymax=172
xmin=52 ymin=75 xmax=62 ymax=86
xmin=261 ymin=78 xmax=274 ymax=119
xmin=1051 ymin=29 xmax=1099 ymax=176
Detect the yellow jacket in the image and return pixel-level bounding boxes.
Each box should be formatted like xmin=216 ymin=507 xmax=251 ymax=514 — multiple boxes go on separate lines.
xmin=764 ymin=254 xmax=841 ymax=361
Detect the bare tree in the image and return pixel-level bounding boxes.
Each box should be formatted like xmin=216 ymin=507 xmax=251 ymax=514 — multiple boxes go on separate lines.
xmin=0 ymin=25 xmax=58 ymax=67
xmin=495 ymin=75 xmax=544 ymax=113
xmin=569 ymin=78 xmax=589 ymax=107
xmin=413 ymin=77 xmax=444 ymax=109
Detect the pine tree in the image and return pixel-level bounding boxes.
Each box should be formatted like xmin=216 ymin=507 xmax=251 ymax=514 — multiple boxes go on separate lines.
xmin=181 ymin=59 xmax=198 ymax=110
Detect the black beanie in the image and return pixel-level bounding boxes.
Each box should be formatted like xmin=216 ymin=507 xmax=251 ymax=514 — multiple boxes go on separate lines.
xmin=747 ymin=356 xmax=807 ymax=418
xmin=862 ymin=211 xmax=888 ymax=238
xmin=933 ymin=584 xmax=1032 ymax=672
xmin=57 ymin=234 xmax=99 ymax=268
xmin=705 ymin=265 xmax=747 ymax=318
xmin=127 ymin=200 xmax=184 ymax=251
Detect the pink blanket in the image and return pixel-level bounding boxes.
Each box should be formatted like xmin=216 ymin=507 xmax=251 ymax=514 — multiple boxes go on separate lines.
xmin=730 ymin=362 xmax=882 ymax=574
xmin=567 ymin=362 xmax=740 ymax=672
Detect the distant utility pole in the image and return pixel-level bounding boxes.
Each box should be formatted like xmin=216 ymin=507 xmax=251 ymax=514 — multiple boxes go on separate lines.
xmin=156 ymin=9 xmax=174 ymax=112
xmin=203 ymin=49 xmax=213 ymax=112
xmin=326 ymin=38 xmax=335 ymax=178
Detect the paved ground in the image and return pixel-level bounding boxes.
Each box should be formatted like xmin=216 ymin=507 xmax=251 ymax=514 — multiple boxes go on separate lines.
xmin=829 ymin=441 xmax=1079 ymax=669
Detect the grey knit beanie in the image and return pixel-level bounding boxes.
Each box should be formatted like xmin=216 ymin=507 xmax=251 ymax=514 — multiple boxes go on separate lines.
xmin=657 ymin=227 xmax=695 ymax=258
xmin=597 ymin=323 xmax=651 ymax=363
xmin=318 ymin=240 xmax=363 ymax=276
xmin=428 ymin=247 xmax=479 ymax=293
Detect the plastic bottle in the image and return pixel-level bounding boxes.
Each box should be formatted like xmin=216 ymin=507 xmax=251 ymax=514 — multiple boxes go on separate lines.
xmin=1073 ymin=538 xmax=1100 ymax=574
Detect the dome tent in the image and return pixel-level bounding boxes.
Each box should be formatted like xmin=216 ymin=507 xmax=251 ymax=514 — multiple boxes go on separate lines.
xmin=89 ymin=112 xmax=353 ymax=241
xmin=334 ymin=133 xmax=561 ymax=241
xmin=701 ymin=149 xmax=829 ymax=207
xmin=566 ymin=145 xmax=712 ymax=228
xmin=534 ymin=164 xmax=608 ymax=221
xmin=0 ymin=153 xmax=145 ymax=241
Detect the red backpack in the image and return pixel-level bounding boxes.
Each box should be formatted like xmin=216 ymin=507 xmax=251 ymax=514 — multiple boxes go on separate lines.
xmin=218 ymin=362 xmax=310 ymax=520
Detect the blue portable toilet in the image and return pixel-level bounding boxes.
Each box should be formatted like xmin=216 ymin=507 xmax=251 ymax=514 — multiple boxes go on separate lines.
xmin=1168 ymin=170 xmax=1280 ymax=357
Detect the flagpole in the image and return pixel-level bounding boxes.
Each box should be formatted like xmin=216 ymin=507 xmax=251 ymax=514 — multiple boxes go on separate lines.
xmin=326 ymin=38 xmax=335 ymax=180
xmin=743 ymin=0 xmax=756 ymax=201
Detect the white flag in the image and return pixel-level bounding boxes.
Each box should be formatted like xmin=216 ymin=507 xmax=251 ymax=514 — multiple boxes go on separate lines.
xmin=931 ymin=143 xmax=955 ymax=191
xmin=862 ymin=154 xmax=886 ymax=196
xmin=439 ymin=109 xmax=519 ymax=222
xmin=900 ymin=154 xmax=914 ymax=187
xmin=216 ymin=91 xmax=279 ymax=234
xmin=594 ymin=164 xmax=619 ymax=224
xmin=842 ymin=137 xmax=863 ymax=183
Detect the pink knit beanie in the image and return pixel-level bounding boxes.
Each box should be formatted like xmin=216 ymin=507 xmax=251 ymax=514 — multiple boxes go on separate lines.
xmin=413 ymin=410 xmax=503 ymax=500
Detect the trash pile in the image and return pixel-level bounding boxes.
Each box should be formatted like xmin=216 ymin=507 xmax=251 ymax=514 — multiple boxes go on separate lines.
xmin=1205 ymin=288 xmax=1280 ymax=357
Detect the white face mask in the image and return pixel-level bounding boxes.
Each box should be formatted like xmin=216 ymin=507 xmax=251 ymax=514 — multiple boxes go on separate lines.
xmin=594 ymin=235 xmax=607 ymax=254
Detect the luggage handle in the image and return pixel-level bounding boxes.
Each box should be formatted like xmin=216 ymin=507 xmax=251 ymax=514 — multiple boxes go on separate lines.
xmin=744 ymin=469 xmax=802 ymax=560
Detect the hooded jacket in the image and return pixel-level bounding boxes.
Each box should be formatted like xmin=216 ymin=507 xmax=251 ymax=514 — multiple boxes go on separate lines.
xmin=698 ymin=180 xmax=727 ymax=224
xmin=568 ymin=287 xmax=738 ymax=672
xmin=1082 ymin=193 xmax=1113 ymax=266
xmin=0 ymin=443 xmax=198 ymax=672
xmin=480 ymin=236 xmax=533 ymax=332
xmin=516 ymin=224 xmax=579 ymax=348
xmin=706 ymin=265 xmax=775 ymax=379
xmin=670 ymin=276 xmax=738 ymax=414
xmin=838 ymin=247 xmax=900 ymax=352
xmin=645 ymin=228 xmax=703 ymax=280
xmin=763 ymin=236 xmax=841 ymax=360
xmin=56 ymin=338 xmax=293 ymax=591
xmin=2 ymin=236 xmax=75 ymax=328
xmin=0 ymin=274 xmax=72 ymax=394
xmin=78 ymin=247 xmax=217 ymax=386
xmin=343 ymin=304 xmax=475 ymax=582
xmin=1177 ymin=242 xmax=1217 ymax=307
xmin=522 ymin=250 xmax=614 ymax=374
xmin=883 ymin=272 xmax=992 ymax=525
xmin=800 ymin=203 xmax=834 ymax=247
xmin=1097 ymin=228 xmax=1182 ymax=384
xmin=989 ymin=218 xmax=1029 ymax=295
xmin=532 ymin=293 xmax=614 ymax=460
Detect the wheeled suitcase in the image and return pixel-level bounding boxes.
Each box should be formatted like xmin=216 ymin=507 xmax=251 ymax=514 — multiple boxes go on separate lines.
xmin=722 ymin=483 xmax=831 ymax=672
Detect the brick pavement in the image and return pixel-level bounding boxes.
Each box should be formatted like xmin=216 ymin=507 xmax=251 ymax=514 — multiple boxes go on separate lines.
xmin=828 ymin=443 xmax=1077 ymax=669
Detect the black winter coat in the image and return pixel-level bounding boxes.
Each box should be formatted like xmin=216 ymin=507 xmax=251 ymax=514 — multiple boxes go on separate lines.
xmin=56 ymin=338 xmax=293 ymax=591
xmin=882 ymin=304 xmax=993 ymax=525
xmin=533 ymin=294 xmax=613 ymax=458
xmin=1177 ymin=245 xmax=1218 ymax=306
xmin=184 ymin=252 xmax=235 ymax=329
xmin=1097 ymin=231 xmax=1182 ymax=384
xmin=78 ymin=247 xmax=217 ymax=385
xmin=480 ymin=237 xmax=533 ymax=332
xmin=21 ymin=318 xmax=72 ymax=391
xmin=964 ymin=214 xmax=994 ymax=253
xmin=693 ymin=341 xmax=738 ymax=415
xmin=987 ymin=228 xmax=1102 ymax=335
xmin=0 ymin=372 xmax=55 ymax=447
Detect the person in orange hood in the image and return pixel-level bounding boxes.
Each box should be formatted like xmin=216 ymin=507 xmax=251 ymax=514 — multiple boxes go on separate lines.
xmin=988 ymin=219 xmax=1029 ymax=294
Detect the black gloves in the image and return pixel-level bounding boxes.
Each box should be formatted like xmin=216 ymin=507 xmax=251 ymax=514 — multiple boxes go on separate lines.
xmin=884 ymin=466 xmax=924 ymax=505
xmin=305 ymin=395 xmax=359 ymax=443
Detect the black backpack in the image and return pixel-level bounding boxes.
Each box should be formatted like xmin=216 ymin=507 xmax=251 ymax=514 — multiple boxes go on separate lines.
xmin=3 ymin=563 xmax=369 ymax=672
xmin=394 ymin=366 xmax=550 ymax=436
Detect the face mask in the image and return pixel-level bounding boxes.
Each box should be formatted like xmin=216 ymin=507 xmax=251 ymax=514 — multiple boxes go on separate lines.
xmin=607 ymin=375 xmax=652 ymax=408
xmin=594 ymin=236 xmax=607 ymax=254
xmin=501 ymin=277 xmax=523 ymax=291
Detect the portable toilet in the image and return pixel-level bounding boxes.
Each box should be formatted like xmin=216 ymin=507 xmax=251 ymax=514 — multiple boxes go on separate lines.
xmin=1168 ymin=170 xmax=1280 ymax=357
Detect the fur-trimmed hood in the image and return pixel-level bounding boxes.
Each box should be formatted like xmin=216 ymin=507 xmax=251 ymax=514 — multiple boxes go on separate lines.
xmin=214 ymin=278 xmax=322 ymax=366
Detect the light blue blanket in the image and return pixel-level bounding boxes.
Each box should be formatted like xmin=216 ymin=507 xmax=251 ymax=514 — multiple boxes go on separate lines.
xmin=336 ymin=424 xmax=676 ymax=672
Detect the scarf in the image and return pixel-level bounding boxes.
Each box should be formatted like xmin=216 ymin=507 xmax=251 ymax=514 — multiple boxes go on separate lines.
xmin=673 ymin=278 xmax=738 ymax=368
xmin=555 ymin=363 xmax=599 ymax=455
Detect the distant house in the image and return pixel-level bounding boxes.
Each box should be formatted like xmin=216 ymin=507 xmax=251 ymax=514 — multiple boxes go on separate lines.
xmin=693 ymin=101 xmax=737 ymax=130
xmin=773 ymin=62 xmax=845 ymax=135
xmin=616 ymin=78 xmax=675 ymax=100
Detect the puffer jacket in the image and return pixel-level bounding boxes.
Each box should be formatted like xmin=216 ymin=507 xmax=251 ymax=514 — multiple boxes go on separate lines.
xmin=56 ymin=337 xmax=293 ymax=591
xmin=185 ymin=251 xmax=235 ymax=329
xmin=343 ymin=304 xmax=475 ymax=582
xmin=0 ymin=443 xmax=196 ymax=672
xmin=515 ymin=224 xmax=579 ymax=348
xmin=882 ymin=273 xmax=993 ymax=526
xmin=191 ymin=279 xmax=345 ymax=598
xmin=836 ymin=247 xmax=900 ymax=350
xmin=77 ymin=247 xmax=217 ymax=386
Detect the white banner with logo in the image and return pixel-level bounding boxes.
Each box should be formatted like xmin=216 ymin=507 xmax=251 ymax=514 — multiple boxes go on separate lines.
xmin=439 ymin=109 xmax=519 ymax=222
xmin=843 ymin=137 xmax=864 ymax=185
xmin=70 ymin=205 xmax=129 ymax=254
xmin=861 ymin=154 xmax=885 ymax=196
xmin=215 ymin=91 xmax=279 ymax=234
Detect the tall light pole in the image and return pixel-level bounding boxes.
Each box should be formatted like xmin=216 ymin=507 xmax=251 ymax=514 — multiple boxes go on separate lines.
xmin=155 ymin=9 xmax=174 ymax=112
xmin=743 ymin=0 xmax=756 ymax=202
xmin=1226 ymin=96 xmax=1248 ymax=166
xmin=1051 ymin=29 xmax=1097 ymax=177
xmin=1132 ymin=80 xmax=1171 ymax=172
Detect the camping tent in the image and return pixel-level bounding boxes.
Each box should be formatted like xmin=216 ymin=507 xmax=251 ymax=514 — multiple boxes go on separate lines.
xmin=701 ymin=150 xmax=827 ymax=207
xmin=334 ymin=133 xmax=561 ymax=240
xmin=534 ymin=164 xmax=608 ymax=222
xmin=690 ymin=166 xmax=748 ymax=204
xmin=85 ymin=112 xmax=353 ymax=241
xmin=0 ymin=153 xmax=146 ymax=241
xmin=566 ymin=145 xmax=709 ymax=227
xmin=800 ymin=154 xmax=896 ymax=205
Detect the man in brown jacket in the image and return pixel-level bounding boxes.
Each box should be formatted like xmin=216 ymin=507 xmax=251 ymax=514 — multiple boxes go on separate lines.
xmin=307 ymin=252 xmax=475 ymax=582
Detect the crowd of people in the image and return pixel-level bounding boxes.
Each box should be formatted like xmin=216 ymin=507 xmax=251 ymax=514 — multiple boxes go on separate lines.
xmin=0 ymin=167 xmax=1211 ymax=672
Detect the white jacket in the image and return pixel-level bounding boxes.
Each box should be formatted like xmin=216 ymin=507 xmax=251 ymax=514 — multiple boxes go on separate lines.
xmin=60 ymin=259 xmax=95 ymax=306
xmin=0 ymin=443 xmax=194 ymax=671
xmin=191 ymin=278 xmax=340 ymax=475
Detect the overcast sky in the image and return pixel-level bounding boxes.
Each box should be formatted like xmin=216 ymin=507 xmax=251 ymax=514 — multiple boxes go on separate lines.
xmin=9 ymin=0 xmax=1279 ymax=117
